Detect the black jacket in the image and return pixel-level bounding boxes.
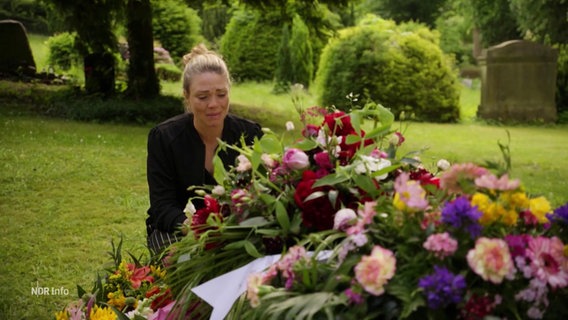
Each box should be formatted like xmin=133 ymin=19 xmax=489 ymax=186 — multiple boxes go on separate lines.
xmin=146 ymin=113 xmax=262 ymax=234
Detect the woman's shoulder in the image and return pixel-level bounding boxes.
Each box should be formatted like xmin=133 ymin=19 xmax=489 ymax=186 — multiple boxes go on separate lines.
xmin=225 ymin=113 xmax=261 ymax=131
xmin=149 ymin=113 xmax=194 ymax=141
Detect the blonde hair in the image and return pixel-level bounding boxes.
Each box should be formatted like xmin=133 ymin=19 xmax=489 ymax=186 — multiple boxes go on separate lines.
xmin=182 ymin=44 xmax=231 ymax=96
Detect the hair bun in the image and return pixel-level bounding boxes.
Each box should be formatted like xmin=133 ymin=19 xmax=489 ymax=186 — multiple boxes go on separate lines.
xmin=182 ymin=43 xmax=210 ymax=66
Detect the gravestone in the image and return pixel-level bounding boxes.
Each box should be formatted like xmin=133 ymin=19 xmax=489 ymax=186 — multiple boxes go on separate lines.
xmin=0 ymin=19 xmax=36 ymax=76
xmin=477 ymin=40 xmax=558 ymax=123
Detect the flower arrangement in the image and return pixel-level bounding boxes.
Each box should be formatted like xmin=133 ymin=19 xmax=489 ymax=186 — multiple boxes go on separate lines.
xmin=57 ymin=102 xmax=568 ymax=320
xmin=55 ymin=239 xmax=174 ymax=320
xmin=163 ymin=102 xmax=568 ymax=319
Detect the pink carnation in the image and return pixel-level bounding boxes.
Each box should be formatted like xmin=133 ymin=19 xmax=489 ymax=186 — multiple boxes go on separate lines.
xmin=440 ymin=163 xmax=489 ymax=194
xmin=474 ymin=173 xmax=520 ymax=191
xmin=423 ymin=232 xmax=458 ymax=259
xmin=467 ymin=237 xmax=515 ymax=284
xmin=354 ymin=245 xmax=396 ymax=296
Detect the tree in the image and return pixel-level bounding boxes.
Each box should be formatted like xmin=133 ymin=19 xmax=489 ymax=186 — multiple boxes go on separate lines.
xmin=468 ymin=0 xmax=522 ymax=47
xmin=43 ymin=0 xmax=159 ymax=98
xmin=359 ymin=0 xmax=448 ymax=28
xmin=125 ymin=0 xmax=159 ymax=99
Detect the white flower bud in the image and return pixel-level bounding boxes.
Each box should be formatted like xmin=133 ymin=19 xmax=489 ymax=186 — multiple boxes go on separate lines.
xmin=437 ymin=159 xmax=451 ymax=171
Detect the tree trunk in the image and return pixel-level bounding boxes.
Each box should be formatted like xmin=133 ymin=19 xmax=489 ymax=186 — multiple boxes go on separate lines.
xmin=126 ymin=0 xmax=159 ymax=99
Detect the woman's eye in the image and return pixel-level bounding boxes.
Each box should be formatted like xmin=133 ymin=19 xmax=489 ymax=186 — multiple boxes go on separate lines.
xmin=197 ymin=96 xmax=207 ymax=100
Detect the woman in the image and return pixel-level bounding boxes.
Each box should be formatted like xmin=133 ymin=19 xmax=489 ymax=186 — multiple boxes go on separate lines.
xmin=146 ymin=44 xmax=262 ymax=255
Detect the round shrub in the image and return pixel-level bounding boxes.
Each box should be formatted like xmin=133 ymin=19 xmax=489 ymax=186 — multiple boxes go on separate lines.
xmin=156 ymin=63 xmax=181 ymax=82
xmin=46 ymin=32 xmax=80 ymax=71
xmin=220 ymin=10 xmax=282 ymax=82
xmin=151 ymin=0 xmax=204 ymax=63
xmin=315 ymin=17 xmax=460 ymax=122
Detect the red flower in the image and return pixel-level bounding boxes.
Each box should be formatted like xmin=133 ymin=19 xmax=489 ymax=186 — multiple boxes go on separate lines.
xmin=294 ymin=170 xmax=340 ymax=231
xmin=128 ymin=264 xmax=154 ymax=289
xmin=323 ymin=111 xmax=356 ymax=136
xmin=146 ymin=286 xmax=174 ymax=311
xmin=191 ymin=195 xmax=222 ymax=237
xmin=409 ymin=168 xmax=440 ymax=189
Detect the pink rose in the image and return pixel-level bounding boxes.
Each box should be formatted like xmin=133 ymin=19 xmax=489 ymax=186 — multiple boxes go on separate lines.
xmin=282 ymin=148 xmax=310 ymax=170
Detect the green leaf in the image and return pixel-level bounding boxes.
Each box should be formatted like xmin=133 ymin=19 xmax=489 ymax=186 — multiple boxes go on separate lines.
xmin=292 ymin=138 xmax=318 ymax=151
xmin=259 ymin=193 xmax=276 ymax=205
xmin=312 ymin=173 xmax=349 ymax=188
xmin=352 ymin=174 xmax=378 ymax=195
xmin=259 ymin=134 xmax=282 ymax=154
xmin=239 ymin=216 xmax=270 ymax=227
xmin=275 ymin=201 xmax=290 ymax=232
xmin=223 ymin=240 xmax=248 ymax=250
xmin=213 ymin=155 xmax=227 ymax=185
xmin=345 ymin=133 xmax=363 ymax=145
xmin=244 ymin=240 xmax=263 ymax=258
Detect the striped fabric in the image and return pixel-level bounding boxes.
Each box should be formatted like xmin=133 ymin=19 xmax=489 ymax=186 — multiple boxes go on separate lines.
xmin=147 ymin=225 xmax=180 ymax=256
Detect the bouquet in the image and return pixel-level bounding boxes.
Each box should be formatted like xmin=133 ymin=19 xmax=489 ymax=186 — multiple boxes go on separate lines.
xmin=164 ymin=101 xmax=568 ymax=320
xmin=55 ymin=238 xmax=174 ymax=320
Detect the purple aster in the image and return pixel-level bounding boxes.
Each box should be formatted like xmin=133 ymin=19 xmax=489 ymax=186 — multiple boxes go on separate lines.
xmin=441 ymin=196 xmax=483 ymax=238
xmin=547 ymin=202 xmax=568 ymax=225
xmin=418 ymin=266 xmax=466 ymax=309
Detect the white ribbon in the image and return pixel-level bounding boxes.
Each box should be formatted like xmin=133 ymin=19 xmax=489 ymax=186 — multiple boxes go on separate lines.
xmin=191 ymin=250 xmax=332 ymax=320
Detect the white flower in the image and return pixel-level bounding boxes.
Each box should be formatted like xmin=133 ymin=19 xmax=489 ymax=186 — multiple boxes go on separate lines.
xmin=354 ymin=155 xmax=391 ymax=181
xmin=285 ymin=121 xmax=295 ymax=131
xmin=437 ymin=159 xmax=451 ymax=171
xmin=183 ymin=200 xmax=196 ymax=215
xmin=212 ymin=185 xmax=225 ymax=196
xmin=261 ymin=153 xmax=277 ymax=168
xmin=333 ymin=208 xmax=357 ymax=230
xmin=236 ymin=154 xmax=252 ymax=172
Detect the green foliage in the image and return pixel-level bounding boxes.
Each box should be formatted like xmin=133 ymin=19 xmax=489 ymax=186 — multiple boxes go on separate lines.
xmin=555 ymin=44 xmax=568 ymax=123
xmin=358 ymin=0 xmax=447 ymax=27
xmin=156 ymin=63 xmax=182 ymax=82
xmin=509 ymin=0 xmax=568 ymax=44
xmin=220 ymin=9 xmax=282 ymax=81
xmin=434 ymin=4 xmax=474 ymax=66
xmin=273 ymin=23 xmax=293 ymax=93
xmin=315 ymin=17 xmax=460 ymax=123
xmin=46 ymin=32 xmax=80 ymax=71
xmin=151 ymin=0 xmax=204 ymax=63
xmin=0 ymin=0 xmax=52 ymax=34
xmin=469 ymin=0 xmax=521 ymax=47
xmin=201 ymin=1 xmax=232 ymax=43
xmin=289 ymin=14 xmax=313 ymax=88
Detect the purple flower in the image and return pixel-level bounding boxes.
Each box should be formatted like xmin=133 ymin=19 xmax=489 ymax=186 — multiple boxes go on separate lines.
xmin=441 ymin=196 xmax=482 ymax=238
xmin=547 ymin=202 xmax=568 ymax=225
xmin=505 ymin=234 xmax=530 ymax=259
xmin=418 ymin=266 xmax=466 ymax=309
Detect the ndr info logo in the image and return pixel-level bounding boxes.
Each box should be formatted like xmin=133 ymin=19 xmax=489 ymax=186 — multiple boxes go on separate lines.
xmin=31 ymin=281 xmax=69 ymax=296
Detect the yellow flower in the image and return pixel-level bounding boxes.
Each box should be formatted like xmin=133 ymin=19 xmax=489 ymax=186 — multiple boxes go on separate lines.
xmin=89 ymin=306 xmax=117 ymax=320
xmin=107 ymin=291 xmax=126 ymax=309
xmin=393 ymin=192 xmax=406 ymax=211
xmin=501 ymin=208 xmax=518 ymax=226
xmin=506 ymin=191 xmax=529 ymax=210
xmin=529 ymin=196 xmax=552 ymax=223
xmin=54 ymin=310 xmax=69 ymax=320
xmin=472 ymin=193 xmax=494 ymax=225
xmin=151 ymin=265 xmax=166 ymax=279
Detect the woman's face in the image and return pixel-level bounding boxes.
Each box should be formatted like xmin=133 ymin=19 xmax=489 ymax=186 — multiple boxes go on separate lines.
xmin=186 ymin=72 xmax=230 ymax=130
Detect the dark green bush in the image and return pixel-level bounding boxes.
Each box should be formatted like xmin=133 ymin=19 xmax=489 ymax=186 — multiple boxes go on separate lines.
xmin=219 ymin=10 xmax=281 ymax=82
xmin=151 ymin=0 xmax=204 ymax=63
xmin=555 ymin=44 xmax=568 ymax=123
xmin=46 ymin=32 xmax=80 ymax=71
xmin=315 ymin=17 xmax=460 ymax=123
xmin=289 ymin=14 xmax=313 ymax=88
xmin=156 ymin=63 xmax=182 ymax=82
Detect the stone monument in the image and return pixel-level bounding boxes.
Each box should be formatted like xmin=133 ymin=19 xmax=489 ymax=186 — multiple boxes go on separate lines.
xmin=477 ymin=40 xmax=558 ymax=123
xmin=0 ymin=19 xmax=36 ymax=76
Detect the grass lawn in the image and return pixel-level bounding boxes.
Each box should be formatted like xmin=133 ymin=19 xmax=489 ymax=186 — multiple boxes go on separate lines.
xmin=1 ymin=35 xmax=567 ymax=319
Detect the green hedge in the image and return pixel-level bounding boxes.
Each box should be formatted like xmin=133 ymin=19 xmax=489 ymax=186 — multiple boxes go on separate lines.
xmin=315 ymin=17 xmax=460 ymax=123
xmin=219 ymin=10 xmax=281 ymax=82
